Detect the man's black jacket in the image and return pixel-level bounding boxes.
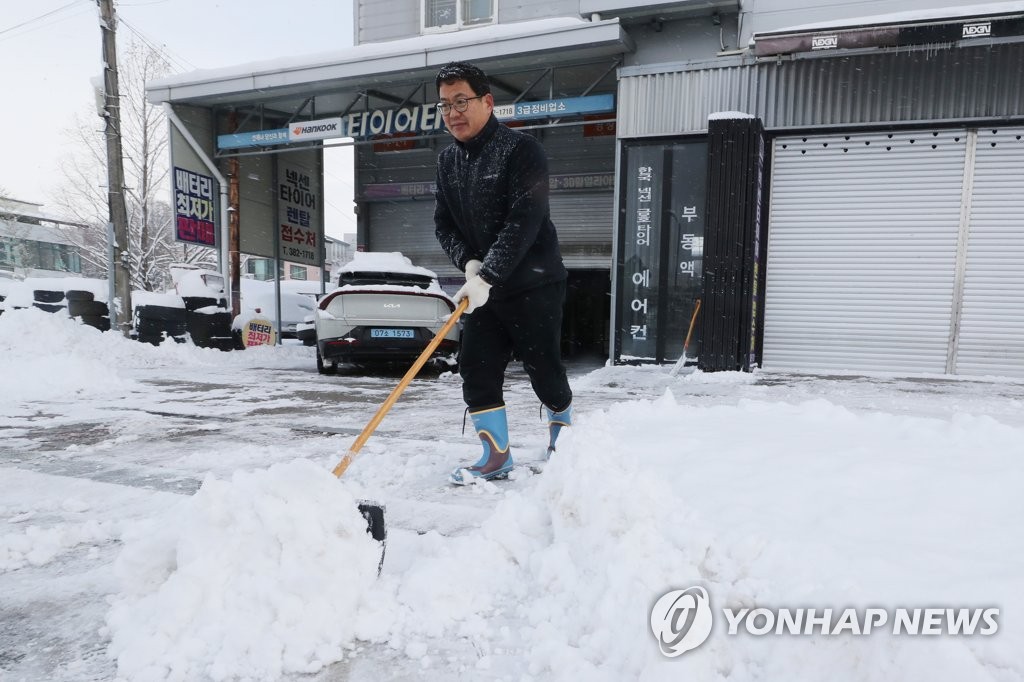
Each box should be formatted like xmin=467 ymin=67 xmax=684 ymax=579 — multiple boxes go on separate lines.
xmin=434 ymin=115 xmax=567 ymax=299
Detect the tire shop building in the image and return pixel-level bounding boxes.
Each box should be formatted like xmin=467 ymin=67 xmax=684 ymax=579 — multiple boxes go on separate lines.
xmin=148 ymin=0 xmax=1024 ymax=377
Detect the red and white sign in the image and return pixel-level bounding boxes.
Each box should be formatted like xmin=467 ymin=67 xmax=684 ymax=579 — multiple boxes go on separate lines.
xmin=243 ymin=318 xmax=277 ymax=347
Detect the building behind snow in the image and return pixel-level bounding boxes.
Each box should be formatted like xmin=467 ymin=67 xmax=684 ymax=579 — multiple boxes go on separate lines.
xmin=0 ymin=197 xmax=84 ymax=279
xmin=146 ymin=0 xmax=1024 ymax=378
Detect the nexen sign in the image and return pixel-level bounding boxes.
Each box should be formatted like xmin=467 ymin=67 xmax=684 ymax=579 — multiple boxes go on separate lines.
xmin=811 ymin=34 xmax=838 ymax=50
xmin=962 ymin=22 xmax=992 ymax=38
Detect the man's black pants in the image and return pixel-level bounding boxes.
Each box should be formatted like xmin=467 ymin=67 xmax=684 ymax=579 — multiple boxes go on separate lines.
xmin=459 ymin=279 xmax=572 ymax=412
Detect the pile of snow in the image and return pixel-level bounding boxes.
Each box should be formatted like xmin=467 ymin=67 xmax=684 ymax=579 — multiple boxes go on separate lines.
xmin=132 ymin=290 xmax=185 ymax=310
xmin=0 ymin=307 xmax=312 ymax=403
xmin=104 ymin=388 xmax=1024 ymax=680
xmin=0 ymin=308 xmax=138 ymax=402
xmin=106 ymin=459 xmax=383 ymax=680
xmin=339 ymin=251 xmax=437 ymax=279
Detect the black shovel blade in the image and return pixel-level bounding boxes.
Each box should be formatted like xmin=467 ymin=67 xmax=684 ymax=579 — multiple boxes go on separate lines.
xmin=357 ymin=501 xmax=386 ymax=574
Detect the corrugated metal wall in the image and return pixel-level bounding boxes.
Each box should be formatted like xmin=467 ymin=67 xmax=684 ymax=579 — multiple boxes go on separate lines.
xmin=619 ymin=42 xmax=1024 ymax=138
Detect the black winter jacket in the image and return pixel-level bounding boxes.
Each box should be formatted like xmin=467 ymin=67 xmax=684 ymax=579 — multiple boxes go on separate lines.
xmin=434 ymin=115 xmax=567 ymax=299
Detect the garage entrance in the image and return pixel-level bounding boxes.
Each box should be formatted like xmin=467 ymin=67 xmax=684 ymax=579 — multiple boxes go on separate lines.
xmin=764 ymin=127 xmax=1024 ymax=377
xmin=563 ymin=269 xmax=610 ymax=359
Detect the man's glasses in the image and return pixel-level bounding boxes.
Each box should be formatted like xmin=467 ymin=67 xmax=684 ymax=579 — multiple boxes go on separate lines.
xmin=436 ymin=96 xmax=484 ymax=115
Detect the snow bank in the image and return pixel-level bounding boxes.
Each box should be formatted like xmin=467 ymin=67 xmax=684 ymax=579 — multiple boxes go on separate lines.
xmin=101 ymin=385 xmax=1024 ymax=680
xmin=1 ymin=518 xmax=117 ymax=571
xmin=106 ymin=459 xmax=383 ymax=681
xmin=366 ymin=390 xmax=1024 ymax=679
xmin=0 ymin=308 xmax=313 ymax=400
xmin=0 ymin=308 xmax=138 ymax=401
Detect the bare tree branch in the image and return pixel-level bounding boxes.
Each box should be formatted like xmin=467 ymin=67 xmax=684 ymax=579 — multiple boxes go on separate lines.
xmin=53 ymin=38 xmax=217 ymax=291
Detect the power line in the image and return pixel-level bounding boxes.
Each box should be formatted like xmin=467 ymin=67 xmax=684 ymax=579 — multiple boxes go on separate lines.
xmin=0 ymin=0 xmax=84 ymax=37
xmin=116 ymin=15 xmax=196 ymax=72
xmin=0 ymin=0 xmax=91 ymax=43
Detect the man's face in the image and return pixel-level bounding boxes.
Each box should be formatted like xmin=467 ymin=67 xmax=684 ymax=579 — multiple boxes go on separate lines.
xmin=438 ymin=80 xmax=493 ymax=143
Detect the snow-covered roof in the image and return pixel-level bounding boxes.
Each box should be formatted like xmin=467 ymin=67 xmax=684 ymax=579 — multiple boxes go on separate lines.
xmin=146 ymin=17 xmax=632 ymax=105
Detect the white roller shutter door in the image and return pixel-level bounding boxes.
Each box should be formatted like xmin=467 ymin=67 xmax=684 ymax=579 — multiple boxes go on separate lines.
xmin=764 ymin=130 xmax=967 ymax=373
xmin=550 ymin=192 xmax=614 ymax=269
xmin=366 ymin=201 xmax=457 ymax=277
xmin=955 ymin=128 xmax=1024 ymax=378
xmin=367 ymin=192 xmax=614 ymax=275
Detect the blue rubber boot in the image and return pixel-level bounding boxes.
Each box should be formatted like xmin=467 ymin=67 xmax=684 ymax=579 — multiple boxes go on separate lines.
xmin=449 ymin=406 xmax=514 ymax=484
xmin=545 ymin=403 xmax=572 ymax=459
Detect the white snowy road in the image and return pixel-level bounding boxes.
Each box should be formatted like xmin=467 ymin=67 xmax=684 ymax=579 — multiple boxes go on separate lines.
xmin=2 ymin=309 xmax=1024 ymax=681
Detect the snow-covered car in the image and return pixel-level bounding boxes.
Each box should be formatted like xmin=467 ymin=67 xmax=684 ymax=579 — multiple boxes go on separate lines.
xmin=239 ymin=278 xmax=318 ymax=339
xmin=314 ymin=252 xmax=458 ymax=373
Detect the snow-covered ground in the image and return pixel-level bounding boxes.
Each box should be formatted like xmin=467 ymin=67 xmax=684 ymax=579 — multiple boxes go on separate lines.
xmin=2 ymin=307 xmax=1022 ymax=681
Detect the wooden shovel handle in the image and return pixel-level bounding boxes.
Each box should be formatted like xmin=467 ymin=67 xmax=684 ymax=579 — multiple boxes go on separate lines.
xmin=683 ymin=298 xmax=702 ymax=356
xmin=332 ymin=297 xmax=469 ymax=478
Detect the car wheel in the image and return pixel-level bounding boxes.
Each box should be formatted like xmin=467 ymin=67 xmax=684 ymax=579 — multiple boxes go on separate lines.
xmin=316 ymin=349 xmax=336 ymax=375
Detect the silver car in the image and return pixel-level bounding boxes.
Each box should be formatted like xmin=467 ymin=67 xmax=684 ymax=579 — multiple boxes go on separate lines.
xmin=314 ymin=254 xmax=459 ymax=373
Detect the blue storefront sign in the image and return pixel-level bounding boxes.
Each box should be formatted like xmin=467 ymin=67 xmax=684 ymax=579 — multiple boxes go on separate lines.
xmin=218 ymin=129 xmax=290 ymax=149
xmin=495 ymin=94 xmax=615 ymax=121
xmin=217 ymin=94 xmax=616 ymax=149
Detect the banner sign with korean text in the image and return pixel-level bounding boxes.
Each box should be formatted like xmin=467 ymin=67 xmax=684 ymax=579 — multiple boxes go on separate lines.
xmin=664 ymin=140 xmax=708 ymax=360
xmin=277 ymin=164 xmax=323 ymax=266
xmin=173 ymin=167 xmax=217 ymax=247
xmin=218 ymin=95 xmax=616 ymax=149
xmin=492 ymin=94 xmax=615 ymax=121
xmin=618 ymin=145 xmax=664 ymax=361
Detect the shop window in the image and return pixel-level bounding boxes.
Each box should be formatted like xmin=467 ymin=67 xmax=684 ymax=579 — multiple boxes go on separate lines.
xmin=246 ymin=258 xmax=275 ymax=281
xmin=290 ymin=265 xmax=307 ymax=281
xmin=0 ymin=239 xmax=13 ymax=267
xmin=423 ymin=0 xmax=493 ymax=32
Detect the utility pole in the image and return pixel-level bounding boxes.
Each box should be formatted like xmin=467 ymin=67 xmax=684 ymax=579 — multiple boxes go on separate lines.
xmin=97 ymin=0 xmax=133 ymax=336
xmin=227 ymin=111 xmax=241 ymax=317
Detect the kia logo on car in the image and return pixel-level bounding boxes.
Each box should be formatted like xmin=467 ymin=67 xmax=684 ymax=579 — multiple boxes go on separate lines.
xmin=383 ymin=303 xmax=401 ymax=308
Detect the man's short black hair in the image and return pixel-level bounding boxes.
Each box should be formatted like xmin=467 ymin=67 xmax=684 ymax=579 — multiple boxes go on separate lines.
xmin=435 ymin=61 xmax=491 ymax=96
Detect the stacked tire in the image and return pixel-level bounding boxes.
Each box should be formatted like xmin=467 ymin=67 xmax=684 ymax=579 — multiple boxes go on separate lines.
xmin=134 ymin=304 xmax=188 ymax=345
xmin=66 ymin=290 xmax=110 ymax=331
xmin=183 ymin=296 xmax=236 ymax=351
xmin=32 ymin=289 xmax=66 ymax=314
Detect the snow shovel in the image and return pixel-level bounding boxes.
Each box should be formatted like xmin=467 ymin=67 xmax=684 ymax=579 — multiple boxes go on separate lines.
xmin=334 ymin=298 xmax=469 ymax=565
xmin=669 ymin=298 xmax=702 ymax=378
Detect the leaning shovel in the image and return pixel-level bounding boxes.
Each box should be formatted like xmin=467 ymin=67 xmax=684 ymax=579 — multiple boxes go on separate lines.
xmin=335 ymin=298 xmax=469 ymax=567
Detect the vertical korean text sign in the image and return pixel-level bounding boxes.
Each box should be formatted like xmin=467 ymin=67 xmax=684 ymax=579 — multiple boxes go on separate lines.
xmin=278 ymin=165 xmax=321 ymax=267
xmin=173 ymin=167 xmax=217 ymax=247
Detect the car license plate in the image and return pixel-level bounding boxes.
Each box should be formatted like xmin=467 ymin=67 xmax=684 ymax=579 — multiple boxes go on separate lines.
xmin=370 ymin=328 xmax=414 ymax=339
